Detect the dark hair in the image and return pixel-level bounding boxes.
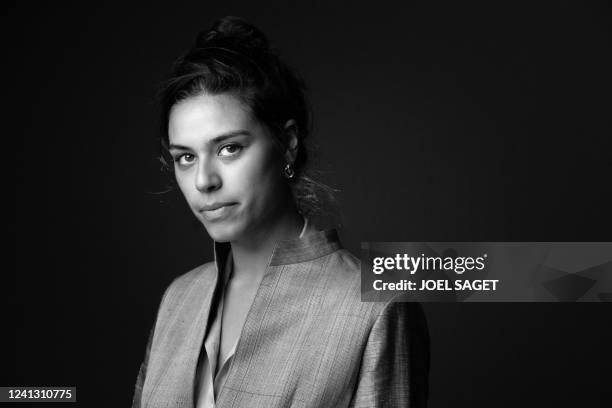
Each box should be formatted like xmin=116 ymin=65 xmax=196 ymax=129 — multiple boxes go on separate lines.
xmin=158 ymin=16 xmax=335 ymax=216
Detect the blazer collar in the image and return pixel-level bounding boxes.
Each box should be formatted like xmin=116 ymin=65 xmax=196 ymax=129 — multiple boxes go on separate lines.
xmin=213 ymin=229 xmax=342 ymax=268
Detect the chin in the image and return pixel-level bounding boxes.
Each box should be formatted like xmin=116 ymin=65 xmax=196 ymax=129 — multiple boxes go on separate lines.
xmin=203 ymin=221 xmax=244 ymax=243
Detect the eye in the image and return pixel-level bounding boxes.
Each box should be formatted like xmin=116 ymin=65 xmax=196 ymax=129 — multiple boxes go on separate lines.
xmin=174 ymin=153 xmax=196 ymax=166
xmin=219 ymin=143 xmax=243 ymax=157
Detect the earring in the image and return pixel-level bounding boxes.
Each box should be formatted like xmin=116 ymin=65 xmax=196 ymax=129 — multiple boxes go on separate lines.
xmin=283 ymin=163 xmax=295 ymax=179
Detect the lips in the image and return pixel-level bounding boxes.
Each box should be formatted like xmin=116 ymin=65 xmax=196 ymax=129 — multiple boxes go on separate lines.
xmin=199 ymin=202 xmax=235 ymax=212
xmin=198 ymin=202 xmax=237 ymax=222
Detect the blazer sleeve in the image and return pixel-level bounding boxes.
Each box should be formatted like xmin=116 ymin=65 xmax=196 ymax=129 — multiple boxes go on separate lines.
xmin=349 ymin=301 xmax=430 ymax=408
xmin=131 ymin=276 xmax=180 ymax=407
xmin=131 ymin=325 xmax=155 ymax=408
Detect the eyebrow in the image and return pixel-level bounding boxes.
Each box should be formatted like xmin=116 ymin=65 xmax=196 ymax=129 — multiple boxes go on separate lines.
xmin=168 ymin=130 xmax=251 ymax=150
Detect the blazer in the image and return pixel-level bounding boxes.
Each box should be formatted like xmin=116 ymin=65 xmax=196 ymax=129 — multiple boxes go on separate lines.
xmin=132 ymin=229 xmax=429 ymax=408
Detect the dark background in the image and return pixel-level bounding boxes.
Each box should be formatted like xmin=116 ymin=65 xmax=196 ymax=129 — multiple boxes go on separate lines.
xmin=10 ymin=1 xmax=612 ymax=407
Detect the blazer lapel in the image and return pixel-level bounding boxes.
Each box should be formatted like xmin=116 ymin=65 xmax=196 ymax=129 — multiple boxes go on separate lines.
xmin=214 ymin=230 xmax=342 ymax=407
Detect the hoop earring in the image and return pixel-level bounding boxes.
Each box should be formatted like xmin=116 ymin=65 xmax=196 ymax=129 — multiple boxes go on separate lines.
xmin=283 ymin=163 xmax=295 ymax=179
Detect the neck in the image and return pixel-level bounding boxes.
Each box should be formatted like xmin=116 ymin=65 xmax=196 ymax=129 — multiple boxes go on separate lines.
xmin=229 ymin=204 xmax=304 ymax=283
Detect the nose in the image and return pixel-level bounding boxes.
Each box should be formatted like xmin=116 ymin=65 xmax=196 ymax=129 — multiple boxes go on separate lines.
xmin=195 ymin=157 xmax=221 ymax=193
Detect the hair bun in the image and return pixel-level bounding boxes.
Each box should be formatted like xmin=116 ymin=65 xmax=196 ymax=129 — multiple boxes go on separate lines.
xmin=196 ymin=16 xmax=270 ymax=56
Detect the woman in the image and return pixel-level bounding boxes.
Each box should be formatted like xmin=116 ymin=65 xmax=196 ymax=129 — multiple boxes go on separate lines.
xmin=133 ymin=16 xmax=429 ymax=408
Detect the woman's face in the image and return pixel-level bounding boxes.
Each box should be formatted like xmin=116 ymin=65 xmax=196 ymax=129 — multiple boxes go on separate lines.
xmin=168 ymin=92 xmax=289 ymax=243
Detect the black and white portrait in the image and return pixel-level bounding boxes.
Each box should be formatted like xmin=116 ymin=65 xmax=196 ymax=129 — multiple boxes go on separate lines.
xmin=10 ymin=2 xmax=611 ymax=407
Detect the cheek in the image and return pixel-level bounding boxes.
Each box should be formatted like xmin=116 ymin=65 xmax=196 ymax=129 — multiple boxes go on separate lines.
xmin=244 ymin=151 xmax=283 ymax=193
xmin=230 ymin=148 xmax=284 ymax=205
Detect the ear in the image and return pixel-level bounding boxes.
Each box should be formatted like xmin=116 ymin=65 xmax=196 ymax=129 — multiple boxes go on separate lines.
xmin=283 ymin=119 xmax=299 ymax=164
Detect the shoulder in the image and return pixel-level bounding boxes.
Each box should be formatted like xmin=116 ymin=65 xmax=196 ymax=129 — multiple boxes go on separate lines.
xmin=158 ymin=261 xmax=216 ymax=304
xmin=150 ymin=261 xmax=217 ymax=337
xmin=320 ymin=249 xmax=427 ymax=324
xmin=308 ymin=247 xmax=361 ymax=290
xmin=372 ymin=297 xmax=429 ymax=331
xmin=301 ymin=248 xmax=392 ymax=322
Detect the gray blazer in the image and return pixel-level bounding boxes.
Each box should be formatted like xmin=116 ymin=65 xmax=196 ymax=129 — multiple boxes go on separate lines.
xmin=132 ymin=230 xmax=429 ymax=407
